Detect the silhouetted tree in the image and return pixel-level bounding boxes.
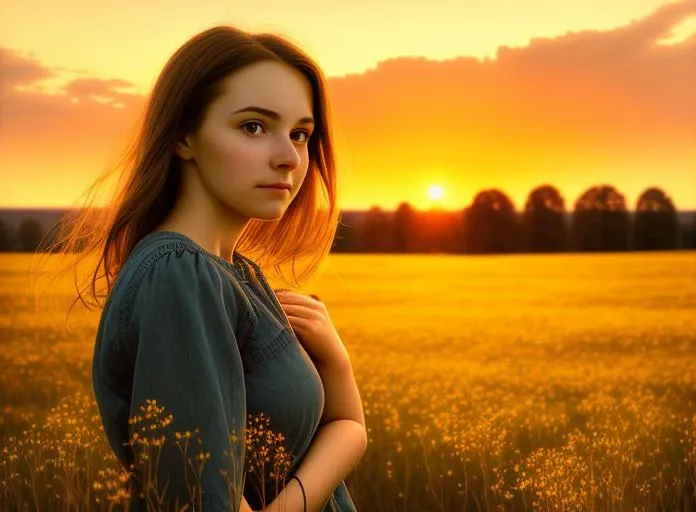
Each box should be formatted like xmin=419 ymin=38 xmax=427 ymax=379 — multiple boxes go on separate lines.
xmin=571 ymin=185 xmax=630 ymax=252
xmin=16 ymin=218 xmax=43 ymax=253
xmin=0 ymin=219 xmax=13 ymax=251
xmin=460 ymin=189 xmax=519 ymax=253
xmin=633 ymin=187 xmax=680 ymax=250
xmin=521 ymin=185 xmax=568 ymax=252
xmin=682 ymin=214 xmax=696 ymax=249
xmin=357 ymin=206 xmax=392 ymax=252
xmin=392 ymin=202 xmax=419 ymax=253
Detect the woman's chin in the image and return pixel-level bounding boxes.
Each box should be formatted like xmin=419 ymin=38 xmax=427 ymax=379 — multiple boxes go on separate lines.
xmin=248 ymin=205 xmax=287 ymax=221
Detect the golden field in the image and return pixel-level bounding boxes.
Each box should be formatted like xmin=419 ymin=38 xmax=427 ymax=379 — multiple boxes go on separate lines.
xmin=1 ymin=251 xmax=695 ymax=511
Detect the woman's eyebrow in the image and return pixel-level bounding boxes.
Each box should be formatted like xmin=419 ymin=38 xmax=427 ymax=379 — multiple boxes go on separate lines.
xmin=232 ymin=106 xmax=314 ymax=125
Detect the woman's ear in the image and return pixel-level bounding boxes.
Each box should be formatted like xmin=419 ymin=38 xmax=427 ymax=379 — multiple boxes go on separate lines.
xmin=174 ymin=134 xmax=195 ymax=161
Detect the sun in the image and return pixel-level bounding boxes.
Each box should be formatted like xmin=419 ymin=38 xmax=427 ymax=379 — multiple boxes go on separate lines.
xmin=428 ymin=184 xmax=445 ymax=201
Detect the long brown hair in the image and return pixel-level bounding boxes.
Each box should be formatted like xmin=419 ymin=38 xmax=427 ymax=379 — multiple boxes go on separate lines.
xmin=31 ymin=25 xmax=340 ymax=327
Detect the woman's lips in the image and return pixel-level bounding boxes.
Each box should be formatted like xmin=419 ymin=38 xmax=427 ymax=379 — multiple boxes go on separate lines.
xmin=258 ymin=186 xmax=290 ymax=194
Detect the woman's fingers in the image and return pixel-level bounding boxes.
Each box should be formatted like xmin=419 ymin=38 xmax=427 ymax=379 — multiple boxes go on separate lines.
xmin=278 ymin=302 xmax=316 ymax=319
xmin=282 ymin=313 xmax=311 ymax=331
xmin=275 ymin=290 xmax=323 ymax=306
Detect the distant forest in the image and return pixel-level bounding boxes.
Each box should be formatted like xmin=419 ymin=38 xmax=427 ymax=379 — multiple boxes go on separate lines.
xmin=1 ymin=184 xmax=695 ymax=254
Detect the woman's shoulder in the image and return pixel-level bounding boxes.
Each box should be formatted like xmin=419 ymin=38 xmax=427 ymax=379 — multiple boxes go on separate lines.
xmin=116 ymin=230 xmax=246 ymax=296
xmin=103 ymin=231 xmax=256 ymax=350
xmin=110 ymin=231 xmax=208 ymax=305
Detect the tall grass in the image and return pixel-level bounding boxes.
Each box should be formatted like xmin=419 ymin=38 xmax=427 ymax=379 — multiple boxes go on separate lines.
xmin=1 ymin=251 xmax=695 ymax=511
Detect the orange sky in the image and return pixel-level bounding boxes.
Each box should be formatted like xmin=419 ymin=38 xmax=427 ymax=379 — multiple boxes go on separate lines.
xmin=1 ymin=0 xmax=695 ymax=211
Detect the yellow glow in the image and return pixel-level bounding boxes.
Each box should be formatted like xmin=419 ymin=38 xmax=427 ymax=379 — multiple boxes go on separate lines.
xmin=428 ymin=185 xmax=445 ymax=201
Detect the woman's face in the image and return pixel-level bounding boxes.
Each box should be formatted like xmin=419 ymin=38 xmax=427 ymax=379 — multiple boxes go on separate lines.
xmin=175 ymin=60 xmax=315 ymax=221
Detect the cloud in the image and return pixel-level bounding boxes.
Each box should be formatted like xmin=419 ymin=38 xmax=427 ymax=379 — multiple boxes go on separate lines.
xmin=323 ymin=0 xmax=695 ymax=178
xmin=490 ymin=0 xmax=696 ymax=124
xmin=0 ymin=47 xmax=144 ymax=156
xmin=63 ymin=77 xmax=138 ymax=103
xmin=0 ymin=47 xmax=56 ymax=91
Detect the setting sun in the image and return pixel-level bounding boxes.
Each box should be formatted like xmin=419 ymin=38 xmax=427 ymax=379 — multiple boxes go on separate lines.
xmin=428 ymin=185 xmax=445 ymax=201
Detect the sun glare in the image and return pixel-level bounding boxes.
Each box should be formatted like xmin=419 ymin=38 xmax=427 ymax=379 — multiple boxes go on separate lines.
xmin=428 ymin=185 xmax=445 ymax=201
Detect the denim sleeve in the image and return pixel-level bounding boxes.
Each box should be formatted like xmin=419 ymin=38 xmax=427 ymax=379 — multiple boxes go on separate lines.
xmin=125 ymin=249 xmax=247 ymax=511
xmin=324 ymin=480 xmax=358 ymax=511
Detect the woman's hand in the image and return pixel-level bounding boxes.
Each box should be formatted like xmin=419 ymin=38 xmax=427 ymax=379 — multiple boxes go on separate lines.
xmin=274 ymin=289 xmax=350 ymax=369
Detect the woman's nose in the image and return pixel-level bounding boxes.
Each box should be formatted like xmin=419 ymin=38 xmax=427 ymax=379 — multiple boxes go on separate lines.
xmin=272 ymin=137 xmax=301 ymax=169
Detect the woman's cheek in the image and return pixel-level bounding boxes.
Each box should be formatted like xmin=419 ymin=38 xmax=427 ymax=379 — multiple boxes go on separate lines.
xmin=223 ymin=136 xmax=267 ymax=171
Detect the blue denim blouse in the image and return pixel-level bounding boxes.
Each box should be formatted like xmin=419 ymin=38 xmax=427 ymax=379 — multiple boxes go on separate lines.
xmin=91 ymin=231 xmax=357 ymax=511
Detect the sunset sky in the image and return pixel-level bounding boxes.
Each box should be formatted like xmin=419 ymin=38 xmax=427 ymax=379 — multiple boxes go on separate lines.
xmin=1 ymin=0 xmax=695 ymax=211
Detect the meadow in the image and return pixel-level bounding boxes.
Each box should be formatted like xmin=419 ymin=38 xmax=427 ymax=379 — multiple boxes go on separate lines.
xmin=1 ymin=250 xmax=695 ymax=511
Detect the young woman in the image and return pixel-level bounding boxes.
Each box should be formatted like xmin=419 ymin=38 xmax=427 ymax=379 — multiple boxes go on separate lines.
xmin=49 ymin=25 xmax=366 ymax=511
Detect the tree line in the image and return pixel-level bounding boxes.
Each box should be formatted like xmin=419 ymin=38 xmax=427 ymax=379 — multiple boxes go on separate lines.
xmin=334 ymin=185 xmax=696 ymax=253
xmin=1 ymin=184 xmax=694 ymax=254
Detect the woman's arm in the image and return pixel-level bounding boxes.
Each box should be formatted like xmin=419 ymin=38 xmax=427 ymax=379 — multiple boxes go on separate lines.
xmin=114 ymin=252 xmax=248 ymax=510
xmin=265 ymin=421 xmax=367 ymax=512
xmin=269 ymin=291 xmax=368 ymax=511
xmin=264 ymin=360 xmax=368 ymax=512
xmin=316 ymin=352 xmax=366 ymax=429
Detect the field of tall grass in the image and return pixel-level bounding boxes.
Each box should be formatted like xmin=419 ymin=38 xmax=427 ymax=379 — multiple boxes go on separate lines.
xmin=1 ymin=251 xmax=695 ymax=511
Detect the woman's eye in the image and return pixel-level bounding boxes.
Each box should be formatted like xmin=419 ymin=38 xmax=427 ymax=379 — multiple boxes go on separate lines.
xmin=241 ymin=121 xmax=264 ymax=135
xmin=293 ymin=130 xmax=311 ymax=143
xmin=241 ymin=122 xmax=311 ymax=142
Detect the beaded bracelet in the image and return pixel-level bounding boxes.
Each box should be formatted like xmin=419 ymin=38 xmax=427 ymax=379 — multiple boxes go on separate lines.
xmin=289 ymin=475 xmax=307 ymax=512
